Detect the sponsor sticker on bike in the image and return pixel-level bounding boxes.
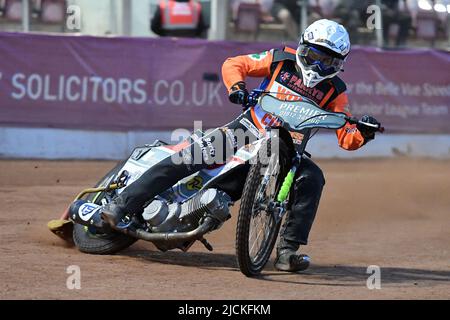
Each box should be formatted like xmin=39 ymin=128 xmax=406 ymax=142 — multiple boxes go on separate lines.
xmin=78 ymin=203 xmax=101 ymax=222
xmin=186 ymin=176 xmax=203 ymax=191
xmin=239 ymin=118 xmax=263 ymax=139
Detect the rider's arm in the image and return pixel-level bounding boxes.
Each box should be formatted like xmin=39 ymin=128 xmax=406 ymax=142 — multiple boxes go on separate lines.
xmin=327 ymin=93 xmax=366 ymax=151
xmin=222 ymin=51 xmax=273 ymax=92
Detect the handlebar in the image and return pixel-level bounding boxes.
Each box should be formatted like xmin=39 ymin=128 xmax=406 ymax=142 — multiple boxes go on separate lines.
xmin=242 ymin=91 xmax=260 ymax=110
xmin=345 ymin=116 xmax=385 ymax=133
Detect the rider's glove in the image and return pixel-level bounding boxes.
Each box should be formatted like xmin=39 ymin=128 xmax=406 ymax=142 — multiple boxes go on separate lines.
xmin=357 ymin=115 xmax=380 ymax=141
xmin=228 ymin=81 xmax=249 ymax=105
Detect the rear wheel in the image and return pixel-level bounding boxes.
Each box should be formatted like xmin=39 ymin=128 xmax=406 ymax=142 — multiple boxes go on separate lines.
xmin=236 ymin=138 xmax=290 ymax=276
xmin=73 ymin=161 xmax=137 ymax=254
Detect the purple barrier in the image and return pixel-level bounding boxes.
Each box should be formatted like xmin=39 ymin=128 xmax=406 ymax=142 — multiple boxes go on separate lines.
xmin=0 ymin=32 xmax=449 ymax=133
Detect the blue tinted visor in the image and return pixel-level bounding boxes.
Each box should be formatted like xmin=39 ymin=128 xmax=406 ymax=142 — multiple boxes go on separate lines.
xmin=297 ymin=44 xmax=345 ymax=75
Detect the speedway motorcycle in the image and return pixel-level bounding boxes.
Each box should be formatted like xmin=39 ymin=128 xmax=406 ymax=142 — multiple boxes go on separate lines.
xmin=48 ymin=90 xmax=383 ymax=277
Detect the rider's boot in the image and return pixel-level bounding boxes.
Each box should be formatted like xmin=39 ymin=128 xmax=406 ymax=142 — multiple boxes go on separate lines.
xmin=101 ymin=197 xmax=128 ymax=227
xmin=274 ymin=237 xmax=311 ymax=272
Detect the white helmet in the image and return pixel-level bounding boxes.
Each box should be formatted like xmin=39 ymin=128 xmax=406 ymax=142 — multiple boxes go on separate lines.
xmin=296 ymin=19 xmax=351 ymax=88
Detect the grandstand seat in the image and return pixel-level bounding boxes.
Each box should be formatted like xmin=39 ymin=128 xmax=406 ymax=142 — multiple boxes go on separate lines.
xmin=3 ymin=0 xmax=22 ymax=21
xmin=317 ymin=0 xmax=339 ymax=19
xmin=234 ymin=2 xmax=261 ymax=39
xmin=308 ymin=4 xmax=323 ymax=18
xmin=388 ymin=24 xmax=400 ymax=39
xmin=34 ymin=0 xmax=65 ymax=23
xmin=415 ymin=10 xmax=438 ymax=46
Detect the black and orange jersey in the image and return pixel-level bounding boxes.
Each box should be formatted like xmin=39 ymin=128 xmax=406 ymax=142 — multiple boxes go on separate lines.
xmin=222 ymin=47 xmax=366 ymax=151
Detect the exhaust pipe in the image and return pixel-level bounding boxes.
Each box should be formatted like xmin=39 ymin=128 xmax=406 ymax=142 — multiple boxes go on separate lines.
xmin=127 ymin=217 xmax=217 ymax=244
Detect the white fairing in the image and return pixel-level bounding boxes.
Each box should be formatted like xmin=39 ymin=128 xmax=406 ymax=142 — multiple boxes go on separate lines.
xmin=297 ymin=19 xmax=350 ymax=88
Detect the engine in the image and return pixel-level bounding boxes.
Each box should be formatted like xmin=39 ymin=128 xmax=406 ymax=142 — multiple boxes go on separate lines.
xmin=142 ymin=188 xmax=232 ymax=233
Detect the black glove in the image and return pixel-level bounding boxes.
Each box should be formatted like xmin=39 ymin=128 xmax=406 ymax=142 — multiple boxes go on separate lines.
xmin=228 ymin=82 xmax=249 ymax=105
xmin=357 ymin=115 xmax=380 ymax=141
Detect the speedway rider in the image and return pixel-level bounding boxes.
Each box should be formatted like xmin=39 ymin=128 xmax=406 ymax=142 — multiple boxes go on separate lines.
xmin=102 ymin=19 xmax=381 ymax=272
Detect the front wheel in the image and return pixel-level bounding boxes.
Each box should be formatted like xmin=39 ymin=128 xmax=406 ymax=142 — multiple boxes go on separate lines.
xmin=236 ymin=138 xmax=290 ymax=276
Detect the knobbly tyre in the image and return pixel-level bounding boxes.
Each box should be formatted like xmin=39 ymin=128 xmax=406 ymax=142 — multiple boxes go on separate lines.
xmin=48 ymin=89 xmax=384 ymax=277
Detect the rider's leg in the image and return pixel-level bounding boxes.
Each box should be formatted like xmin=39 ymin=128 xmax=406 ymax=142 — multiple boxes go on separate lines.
xmin=102 ymin=113 xmax=258 ymax=226
xmin=275 ymin=157 xmax=325 ymax=272
xmin=102 ymin=129 xmax=233 ymax=226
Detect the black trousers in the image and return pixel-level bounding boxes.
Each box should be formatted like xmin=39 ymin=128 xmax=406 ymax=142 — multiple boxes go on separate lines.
xmin=117 ymin=110 xmax=325 ymax=248
xmin=281 ymin=156 xmax=325 ymax=247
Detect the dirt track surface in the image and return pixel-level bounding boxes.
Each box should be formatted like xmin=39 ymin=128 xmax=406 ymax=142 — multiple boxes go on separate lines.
xmin=0 ymin=159 xmax=449 ymax=299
